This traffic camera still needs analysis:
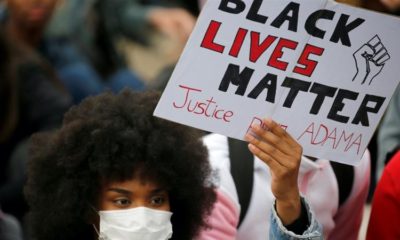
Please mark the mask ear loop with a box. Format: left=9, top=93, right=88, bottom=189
left=92, top=224, right=104, bottom=240
left=88, top=204, right=106, bottom=240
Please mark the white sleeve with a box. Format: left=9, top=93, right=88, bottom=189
left=203, top=133, right=240, bottom=209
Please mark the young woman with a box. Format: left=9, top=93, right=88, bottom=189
left=24, top=90, right=216, bottom=240
left=25, top=89, right=322, bottom=240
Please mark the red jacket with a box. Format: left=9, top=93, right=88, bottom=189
left=367, top=150, right=400, bottom=240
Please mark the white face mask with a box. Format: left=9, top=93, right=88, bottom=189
left=96, top=207, right=173, bottom=240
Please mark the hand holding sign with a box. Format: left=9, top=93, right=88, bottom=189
left=352, top=35, right=390, bottom=85
left=245, top=118, right=303, bottom=225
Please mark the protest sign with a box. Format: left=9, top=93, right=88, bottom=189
left=154, top=0, right=400, bottom=165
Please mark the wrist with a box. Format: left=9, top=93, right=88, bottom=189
left=275, top=194, right=302, bottom=225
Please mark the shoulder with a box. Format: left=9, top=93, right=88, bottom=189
left=202, top=134, right=241, bottom=206
left=203, top=133, right=230, bottom=167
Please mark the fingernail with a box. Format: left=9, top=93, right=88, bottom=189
left=251, top=124, right=260, bottom=130
left=248, top=144, right=256, bottom=152
left=263, top=118, right=272, bottom=124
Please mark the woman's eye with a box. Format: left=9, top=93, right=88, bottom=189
left=113, top=198, right=131, bottom=207
left=150, top=196, right=165, bottom=206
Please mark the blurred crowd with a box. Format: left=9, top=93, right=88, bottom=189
left=0, top=0, right=199, bottom=239
left=0, top=0, right=399, bottom=239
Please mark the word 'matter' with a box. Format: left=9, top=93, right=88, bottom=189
left=219, top=63, right=386, bottom=127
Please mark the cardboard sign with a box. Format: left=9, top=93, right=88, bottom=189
left=154, top=0, right=400, bottom=165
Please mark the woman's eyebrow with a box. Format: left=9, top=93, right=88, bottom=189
left=106, top=188, right=132, bottom=195
left=151, top=188, right=168, bottom=194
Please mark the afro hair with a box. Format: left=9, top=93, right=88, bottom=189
left=25, top=89, right=216, bottom=240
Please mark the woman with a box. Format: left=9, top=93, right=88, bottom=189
left=25, top=89, right=322, bottom=239
left=24, top=90, right=216, bottom=240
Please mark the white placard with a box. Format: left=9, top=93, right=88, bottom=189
left=154, top=0, right=400, bottom=165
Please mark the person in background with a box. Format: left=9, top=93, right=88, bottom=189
left=47, top=0, right=198, bottom=48
left=199, top=134, right=370, bottom=239
left=3, top=0, right=145, bottom=104
left=380, top=0, right=400, bottom=11
left=194, top=1, right=369, bottom=238
left=368, top=4, right=400, bottom=237
left=45, top=0, right=197, bottom=93
left=0, top=26, right=71, bottom=229
left=377, top=87, right=400, bottom=179
left=24, top=89, right=322, bottom=240
left=373, top=0, right=400, bottom=181
left=103, top=0, right=198, bottom=43
left=362, top=0, right=400, bottom=13
left=367, top=148, right=400, bottom=240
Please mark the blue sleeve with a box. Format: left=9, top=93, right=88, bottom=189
left=269, top=197, right=323, bottom=240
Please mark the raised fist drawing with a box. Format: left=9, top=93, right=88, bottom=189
left=352, top=35, right=390, bottom=85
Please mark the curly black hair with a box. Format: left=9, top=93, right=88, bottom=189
left=25, top=89, right=216, bottom=240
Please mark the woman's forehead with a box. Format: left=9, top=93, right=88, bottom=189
left=101, top=176, right=167, bottom=194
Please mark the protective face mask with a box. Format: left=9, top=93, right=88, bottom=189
left=95, top=207, right=173, bottom=240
